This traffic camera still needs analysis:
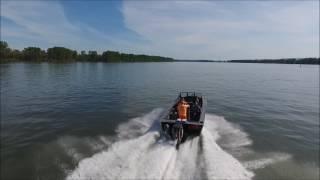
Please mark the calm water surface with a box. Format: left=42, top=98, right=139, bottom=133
left=1, top=62, right=319, bottom=179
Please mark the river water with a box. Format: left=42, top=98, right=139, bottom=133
left=1, top=62, right=319, bottom=179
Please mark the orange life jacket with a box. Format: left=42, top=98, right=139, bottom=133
left=177, top=102, right=189, bottom=120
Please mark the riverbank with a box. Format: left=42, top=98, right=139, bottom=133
left=1, top=41, right=319, bottom=64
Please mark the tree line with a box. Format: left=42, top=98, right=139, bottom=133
left=229, top=58, right=319, bottom=65
left=0, top=41, right=174, bottom=63
left=1, top=40, right=318, bottom=64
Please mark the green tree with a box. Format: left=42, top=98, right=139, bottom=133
left=22, top=47, right=45, bottom=61
left=10, top=49, right=22, bottom=59
left=1, top=41, right=175, bottom=63
left=80, top=50, right=86, bottom=56
left=101, top=51, right=108, bottom=62
left=77, top=50, right=87, bottom=61
left=88, top=51, right=99, bottom=61
left=0, top=41, right=11, bottom=59
left=47, top=47, right=75, bottom=61
left=102, top=51, right=121, bottom=62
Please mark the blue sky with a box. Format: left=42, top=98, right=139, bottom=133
left=1, top=0, right=319, bottom=60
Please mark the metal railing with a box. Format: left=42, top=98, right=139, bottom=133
left=179, top=92, right=202, bottom=97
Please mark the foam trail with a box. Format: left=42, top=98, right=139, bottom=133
left=204, top=114, right=252, bottom=148
left=57, top=135, right=113, bottom=163
left=202, top=128, right=253, bottom=179
left=244, top=153, right=292, bottom=170
left=161, top=137, right=200, bottom=179
left=67, top=132, right=158, bottom=179
left=66, top=110, right=255, bottom=180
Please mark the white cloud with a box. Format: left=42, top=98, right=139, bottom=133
left=122, top=1, right=319, bottom=59
left=2, top=1, right=79, bottom=46
left=0, top=0, right=129, bottom=52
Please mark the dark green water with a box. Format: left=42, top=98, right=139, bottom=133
left=1, top=62, right=319, bottom=179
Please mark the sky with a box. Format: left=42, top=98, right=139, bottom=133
left=1, top=0, right=319, bottom=60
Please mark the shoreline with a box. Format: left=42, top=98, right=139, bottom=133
left=1, top=59, right=319, bottom=65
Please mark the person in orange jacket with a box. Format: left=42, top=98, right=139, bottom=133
left=177, top=98, right=190, bottom=121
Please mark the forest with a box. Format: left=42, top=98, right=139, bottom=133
left=0, top=41, right=174, bottom=63
left=1, top=41, right=318, bottom=64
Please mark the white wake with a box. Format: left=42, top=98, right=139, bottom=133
left=65, top=109, right=288, bottom=180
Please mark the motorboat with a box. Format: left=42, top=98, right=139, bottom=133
left=160, top=92, right=206, bottom=148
